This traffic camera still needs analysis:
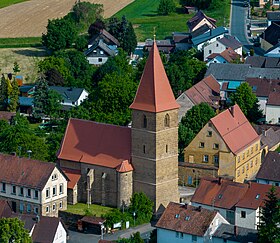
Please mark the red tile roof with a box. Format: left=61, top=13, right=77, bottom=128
left=116, top=160, right=133, bottom=173
left=210, top=104, right=260, bottom=155
left=219, top=48, right=240, bottom=63
left=184, top=74, right=220, bottom=107
left=191, top=177, right=249, bottom=210
left=62, top=168, right=81, bottom=189
left=156, top=202, right=218, bottom=236
left=130, top=41, right=179, bottom=113
left=58, top=118, right=131, bottom=169
left=236, top=182, right=280, bottom=209
left=267, top=91, right=280, bottom=106
left=246, top=77, right=280, bottom=97
left=0, top=154, right=55, bottom=190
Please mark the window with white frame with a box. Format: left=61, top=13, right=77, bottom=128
left=1, top=183, right=6, bottom=193
left=12, top=185, right=16, bottom=194
left=52, top=174, right=58, bottom=180
left=53, top=186, right=57, bottom=196
left=27, top=188, right=31, bottom=198
left=203, top=155, right=209, bottom=162
left=59, top=184, right=63, bottom=195
left=59, top=201, right=63, bottom=209
left=53, top=203, right=56, bottom=211
left=46, top=206, right=49, bottom=213
left=34, top=190, right=38, bottom=199
left=19, top=187, right=24, bottom=196
left=46, top=188, right=50, bottom=198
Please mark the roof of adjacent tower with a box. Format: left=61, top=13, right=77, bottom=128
left=130, top=42, right=179, bottom=113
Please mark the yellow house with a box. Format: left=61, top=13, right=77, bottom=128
left=183, top=104, right=261, bottom=183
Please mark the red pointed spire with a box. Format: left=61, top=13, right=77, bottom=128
left=130, top=42, right=179, bottom=113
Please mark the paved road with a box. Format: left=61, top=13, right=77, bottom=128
left=230, top=0, right=265, bottom=55
left=68, top=223, right=155, bottom=243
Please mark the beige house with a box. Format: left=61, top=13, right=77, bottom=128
left=0, top=154, right=68, bottom=217
left=187, top=10, right=216, bottom=32
left=183, top=104, right=261, bottom=183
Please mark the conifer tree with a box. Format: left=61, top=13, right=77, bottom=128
left=0, top=74, right=8, bottom=110
left=7, top=78, right=19, bottom=112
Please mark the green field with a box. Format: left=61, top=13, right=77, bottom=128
left=66, top=203, right=113, bottom=216
left=114, top=0, right=231, bottom=41
left=0, top=0, right=29, bottom=9
left=0, top=37, right=42, bottom=48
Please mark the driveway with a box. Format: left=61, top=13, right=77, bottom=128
left=68, top=223, right=155, bottom=243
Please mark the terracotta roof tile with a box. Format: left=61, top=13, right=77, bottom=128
left=246, top=77, right=280, bottom=97
left=116, top=160, right=134, bottom=173
left=236, top=182, right=280, bottom=209
left=62, top=168, right=81, bottom=189
left=210, top=104, right=260, bottom=154
left=0, top=154, right=55, bottom=190
left=219, top=48, right=240, bottom=63
left=256, top=151, right=280, bottom=182
left=130, top=42, right=179, bottom=113
left=191, top=178, right=249, bottom=210
left=58, top=119, right=131, bottom=169
left=156, top=202, right=218, bottom=236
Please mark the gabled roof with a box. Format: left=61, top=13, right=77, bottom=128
left=236, top=182, right=280, bottom=209
left=267, top=11, right=280, bottom=21
left=191, top=177, right=249, bottom=210
left=192, top=27, right=228, bottom=46
left=180, top=74, right=220, bottom=107
left=49, top=86, right=88, bottom=103
left=260, top=22, right=280, bottom=46
left=259, top=128, right=280, bottom=149
left=32, top=217, right=63, bottom=243
left=208, top=48, right=240, bottom=63
left=213, top=223, right=258, bottom=242
left=89, top=29, right=120, bottom=46
left=57, top=118, right=131, bottom=170
left=245, top=56, right=280, bottom=68
left=0, top=154, right=56, bottom=190
left=267, top=91, right=280, bottom=106
left=256, top=151, right=280, bottom=182
left=191, top=24, right=212, bottom=38
left=210, top=104, right=260, bottom=155
left=130, top=41, right=179, bottom=113
left=85, top=39, right=117, bottom=57
left=187, top=10, right=217, bottom=32
left=156, top=202, right=218, bottom=236
left=246, top=77, right=280, bottom=97
left=218, top=35, right=242, bottom=50
left=62, top=168, right=81, bottom=189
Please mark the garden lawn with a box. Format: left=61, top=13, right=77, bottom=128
left=114, top=0, right=194, bottom=41
left=114, top=0, right=231, bottom=41
left=66, top=203, right=113, bottom=217
left=0, top=0, right=29, bottom=9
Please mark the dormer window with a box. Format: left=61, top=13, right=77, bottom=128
left=256, top=194, right=260, bottom=199
left=164, top=114, right=170, bottom=127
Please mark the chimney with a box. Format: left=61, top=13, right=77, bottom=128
left=197, top=206, right=202, bottom=212
left=229, top=106, right=235, bottom=117
left=262, top=130, right=267, bottom=137
left=218, top=177, right=222, bottom=185
left=248, top=181, right=251, bottom=188
left=234, top=225, right=238, bottom=236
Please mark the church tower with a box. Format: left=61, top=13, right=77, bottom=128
left=130, top=42, right=179, bottom=214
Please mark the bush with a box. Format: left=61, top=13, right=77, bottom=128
left=158, top=0, right=176, bottom=15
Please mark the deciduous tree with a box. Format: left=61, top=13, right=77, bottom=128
left=0, top=74, right=9, bottom=110
left=158, top=0, right=176, bottom=15
left=7, top=77, right=19, bottom=112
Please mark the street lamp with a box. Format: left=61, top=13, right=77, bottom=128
left=26, top=150, right=32, bottom=159
left=133, top=212, right=136, bottom=226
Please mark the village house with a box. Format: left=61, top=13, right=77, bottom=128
left=245, top=56, right=280, bottom=68
left=0, top=200, right=67, bottom=243
left=260, top=22, right=280, bottom=52
left=267, top=11, right=280, bottom=27
left=203, top=35, right=242, bottom=61
left=172, top=32, right=192, bottom=51
left=183, top=104, right=261, bottom=183
left=155, top=202, right=229, bottom=243
left=176, top=75, right=220, bottom=121
left=266, top=91, right=280, bottom=124
left=187, top=10, right=217, bottom=33
left=257, top=127, right=280, bottom=156
left=0, top=154, right=68, bottom=217
left=256, top=151, right=280, bottom=186
left=57, top=42, right=180, bottom=214
left=145, top=39, right=175, bottom=53
left=206, top=47, right=241, bottom=66
left=191, top=177, right=280, bottom=229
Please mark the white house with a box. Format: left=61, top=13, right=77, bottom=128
left=50, top=86, right=89, bottom=110
left=206, top=48, right=241, bottom=66
left=204, top=35, right=242, bottom=61
left=0, top=154, right=68, bottom=217
left=155, top=202, right=229, bottom=243
left=266, top=92, right=280, bottom=124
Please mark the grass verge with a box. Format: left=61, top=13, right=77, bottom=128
left=0, top=37, right=42, bottom=48
left=114, top=0, right=231, bottom=41
left=66, top=203, right=114, bottom=217
left=0, top=0, right=29, bottom=9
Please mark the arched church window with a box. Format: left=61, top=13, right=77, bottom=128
left=164, top=114, right=170, bottom=127
left=143, top=115, right=147, bottom=128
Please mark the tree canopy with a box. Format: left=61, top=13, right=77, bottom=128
left=158, top=0, right=176, bottom=15
left=179, top=103, right=215, bottom=159
left=230, top=82, right=262, bottom=123
left=258, top=186, right=280, bottom=243
left=0, top=218, right=31, bottom=243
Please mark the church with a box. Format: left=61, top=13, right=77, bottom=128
left=57, top=42, right=180, bottom=213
